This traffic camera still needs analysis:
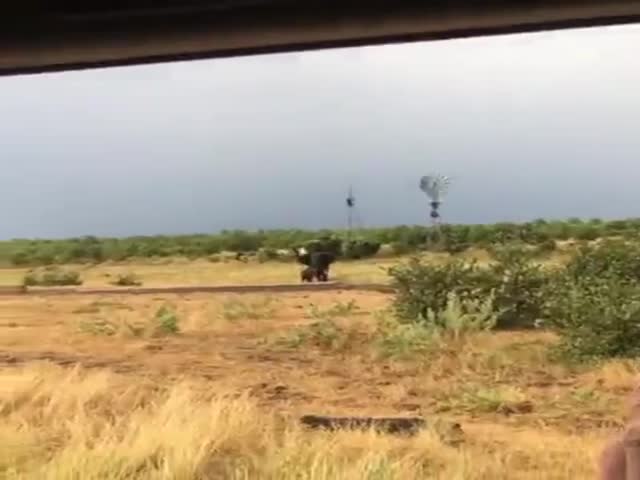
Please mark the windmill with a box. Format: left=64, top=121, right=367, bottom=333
left=346, top=185, right=356, bottom=242
left=419, top=174, right=452, bottom=245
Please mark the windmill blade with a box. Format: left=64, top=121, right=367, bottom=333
left=420, top=174, right=451, bottom=203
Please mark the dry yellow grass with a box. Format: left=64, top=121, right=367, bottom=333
left=0, top=363, right=609, bottom=480
left=0, top=257, right=400, bottom=287
left=0, top=289, right=634, bottom=478
left=0, top=246, right=573, bottom=289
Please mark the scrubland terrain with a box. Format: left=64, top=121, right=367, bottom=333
left=3, top=230, right=640, bottom=478
left=0, top=286, right=631, bottom=479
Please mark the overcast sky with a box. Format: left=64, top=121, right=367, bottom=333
left=1, top=24, right=639, bottom=239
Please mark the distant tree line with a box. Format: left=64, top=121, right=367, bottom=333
left=2, top=217, right=640, bottom=267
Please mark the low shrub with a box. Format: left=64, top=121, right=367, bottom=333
left=534, top=239, right=557, bottom=256
left=422, top=291, right=498, bottom=340
left=23, top=267, right=83, bottom=287
left=110, top=273, right=142, bottom=287
left=539, top=240, right=640, bottom=361
left=390, top=241, right=414, bottom=256
left=79, top=305, right=180, bottom=337
left=388, top=257, right=490, bottom=324
left=389, top=247, right=551, bottom=330
left=256, top=248, right=280, bottom=263
left=342, top=239, right=381, bottom=259
left=221, top=297, right=278, bottom=321
left=564, top=239, right=640, bottom=283
left=307, top=300, right=359, bottom=320
left=153, top=306, right=180, bottom=336
left=374, top=315, right=435, bottom=360
left=276, top=319, right=358, bottom=351
left=374, top=292, right=497, bottom=358
left=543, top=275, right=640, bottom=361
left=489, top=245, right=550, bottom=329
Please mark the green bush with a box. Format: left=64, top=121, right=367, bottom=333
left=276, top=319, right=358, bottom=351
left=256, top=247, right=280, bottom=263
left=374, top=315, right=436, bottom=359
left=23, top=267, right=83, bottom=287
left=535, top=239, right=557, bottom=256
left=488, top=245, right=550, bottom=329
left=342, top=239, right=381, bottom=259
left=543, top=275, right=640, bottom=360
left=374, top=293, right=497, bottom=359
left=10, top=250, right=32, bottom=266
left=389, top=241, right=414, bottom=256
left=421, top=291, right=498, bottom=339
left=564, top=239, right=640, bottom=283
left=221, top=297, right=278, bottom=321
left=153, top=306, right=180, bottom=336
left=389, top=257, right=490, bottom=323
left=439, top=225, right=472, bottom=254
left=220, top=230, right=265, bottom=253
left=536, top=240, right=640, bottom=361
left=389, top=249, right=549, bottom=330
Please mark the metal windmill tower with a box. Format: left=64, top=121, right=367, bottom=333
left=419, top=174, right=452, bottom=245
left=346, top=185, right=356, bottom=242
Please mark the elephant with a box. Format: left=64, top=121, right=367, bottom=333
left=294, top=247, right=335, bottom=282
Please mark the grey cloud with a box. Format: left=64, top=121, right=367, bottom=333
left=1, top=24, right=640, bottom=238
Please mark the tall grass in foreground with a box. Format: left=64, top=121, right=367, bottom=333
left=0, top=364, right=602, bottom=479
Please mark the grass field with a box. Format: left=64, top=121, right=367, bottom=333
left=0, top=257, right=400, bottom=287
left=0, top=278, right=632, bottom=479
left=0, top=246, right=572, bottom=289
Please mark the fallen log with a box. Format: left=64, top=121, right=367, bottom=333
left=300, top=414, right=429, bottom=435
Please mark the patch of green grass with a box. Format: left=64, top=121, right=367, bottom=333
left=221, top=297, right=278, bottom=321
left=78, top=305, right=180, bottom=338
left=438, top=385, right=529, bottom=414
left=307, top=300, right=360, bottom=320
left=23, top=267, right=82, bottom=287
left=373, top=313, right=435, bottom=360
left=78, top=317, right=122, bottom=336
left=275, top=319, right=359, bottom=351
left=153, top=306, right=180, bottom=335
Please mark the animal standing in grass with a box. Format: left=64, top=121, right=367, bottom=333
left=294, top=247, right=335, bottom=282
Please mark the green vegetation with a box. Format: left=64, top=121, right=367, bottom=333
left=221, top=297, right=279, bottom=321
left=389, top=245, right=546, bottom=330
left=3, top=217, right=640, bottom=267
left=22, top=267, right=83, bottom=287
left=543, top=240, right=640, bottom=361
left=389, top=238, right=640, bottom=362
left=78, top=305, right=180, bottom=337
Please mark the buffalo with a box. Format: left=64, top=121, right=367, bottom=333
left=300, top=266, right=316, bottom=282
left=294, top=247, right=336, bottom=282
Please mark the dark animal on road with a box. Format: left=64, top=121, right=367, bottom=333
left=294, top=247, right=335, bottom=282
